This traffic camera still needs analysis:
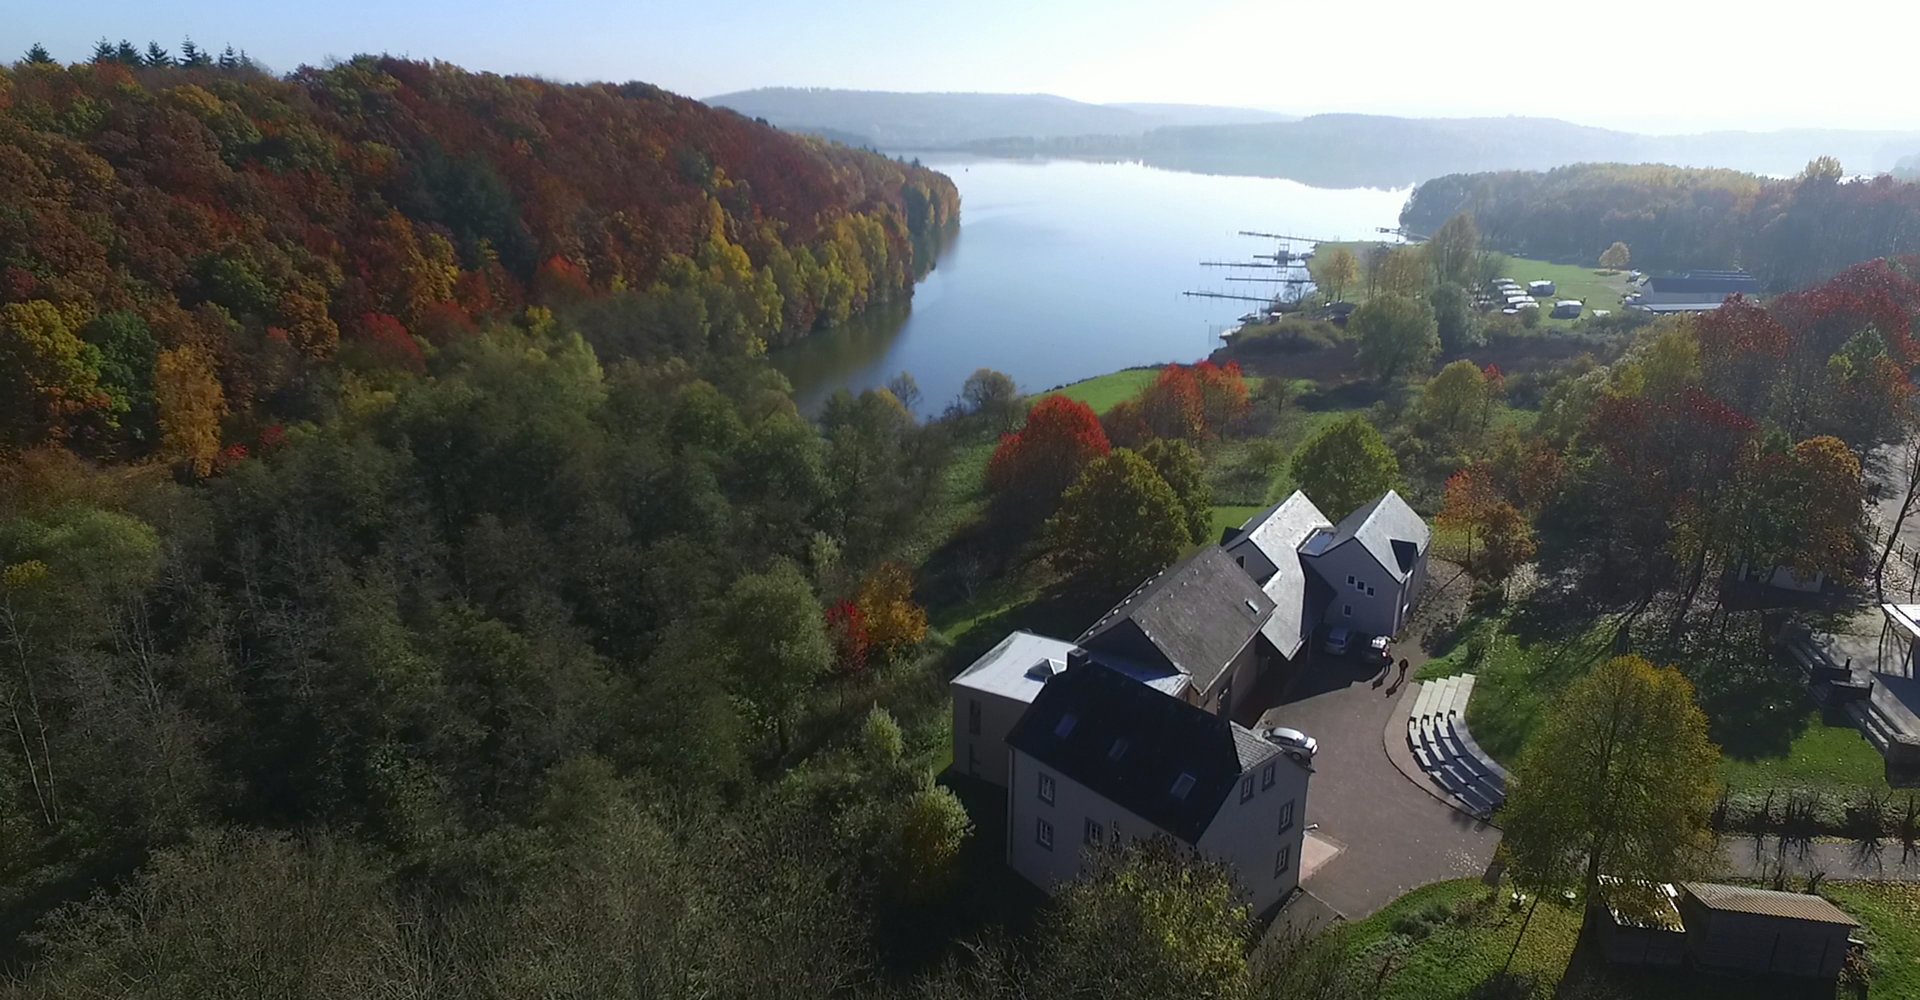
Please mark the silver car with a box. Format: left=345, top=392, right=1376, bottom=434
left=1261, top=725, right=1318, bottom=761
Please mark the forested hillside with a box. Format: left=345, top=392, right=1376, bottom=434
left=1401, top=161, right=1920, bottom=290
left=0, top=54, right=958, bottom=468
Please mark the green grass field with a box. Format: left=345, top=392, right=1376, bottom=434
left=1040, top=368, right=1158, bottom=414
left=1335, top=879, right=1911, bottom=998
left=1418, top=606, right=1890, bottom=799
left=1309, top=243, right=1632, bottom=328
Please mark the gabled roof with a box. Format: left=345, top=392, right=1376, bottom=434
left=1225, top=492, right=1333, bottom=660
left=1079, top=547, right=1273, bottom=693
left=1679, top=882, right=1859, bottom=926
left=1006, top=660, right=1282, bottom=843
left=1305, top=490, right=1431, bottom=584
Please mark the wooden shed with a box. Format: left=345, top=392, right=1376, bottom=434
left=1593, top=879, right=1685, bottom=967
left=1675, top=882, right=1858, bottom=980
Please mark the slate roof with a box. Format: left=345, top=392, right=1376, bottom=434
left=1006, top=660, right=1282, bottom=843
left=1679, top=882, right=1860, bottom=926
left=1225, top=492, right=1333, bottom=660
left=1310, top=490, right=1431, bottom=583
left=1078, top=546, right=1273, bottom=693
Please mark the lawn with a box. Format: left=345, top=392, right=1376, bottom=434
left=1039, top=368, right=1158, bottom=414
left=1309, top=243, right=1632, bottom=328
left=1415, top=602, right=1892, bottom=802
left=1334, top=879, right=1912, bottom=998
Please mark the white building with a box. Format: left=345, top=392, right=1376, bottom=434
left=1233, top=489, right=1431, bottom=640
left=1003, top=660, right=1312, bottom=915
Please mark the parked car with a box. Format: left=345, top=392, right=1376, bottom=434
left=1322, top=626, right=1352, bottom=656
left=1261, top=725, right=1319, bottom=761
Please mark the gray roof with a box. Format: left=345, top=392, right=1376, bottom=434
left=1309, top=490, right=1430, bottom=583
left=1679, top=882, right=1859, bottom=926
left=1006, top=660, right=1283, bottom=843
left=1079, top=546, right=1273, bottom=693
left=1226, top=492, right=1332, bottom=660
left=950, top=631, right=1082, bottom=703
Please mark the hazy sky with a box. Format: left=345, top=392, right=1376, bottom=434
left=14, top=0, right=1919, bottom=133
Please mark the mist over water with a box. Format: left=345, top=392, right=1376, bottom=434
left=772, top=155, right=1406, bottom=415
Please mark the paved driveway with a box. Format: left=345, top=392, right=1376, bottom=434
left=1259, top=649, right=1501, bottom=919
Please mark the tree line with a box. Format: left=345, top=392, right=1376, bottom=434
left=0, top=52, right=959, bottom=469
left=1401, top=159, right=1920, bottom=291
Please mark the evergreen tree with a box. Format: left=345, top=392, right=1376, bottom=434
left=90, top=38, right=114, bottom=63
left=218, top=45, right=238, bottom=71
left=115, top=40, right=142, bottom=65
left=180, top=38, right=211, bottom=67
left=24, top=43, right=55, bottom=65
left=145, top=41, right=173, bottom=67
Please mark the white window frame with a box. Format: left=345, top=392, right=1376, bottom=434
left=1343, top=604, right=1353, bottom=618
left=1275, top=844, right=1291, bottom=877
left=1037, top=817, right=1054, bottom=850
left=1262, top=762, right=1276, bottom=790
left=1278, top=799, right=1296, bottom=833
left=1038, top=772, right=1055, bottom=805
left=1084, top=818, right=1104, bottom=846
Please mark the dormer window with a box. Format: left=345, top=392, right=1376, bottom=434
left=1053, top=713, right=1078, bottom=739
left=1170, top=772, right=1196, bottom=800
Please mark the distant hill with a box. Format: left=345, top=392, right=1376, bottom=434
left=703, top=88, right=1291, bottom=148
left=957, top=114, right=1920, bottom=189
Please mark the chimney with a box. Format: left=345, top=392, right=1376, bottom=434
left=1066, top=648, right=1091, bottom=672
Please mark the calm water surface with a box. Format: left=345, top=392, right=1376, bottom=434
left=773, top=156, right=1407, bottom=414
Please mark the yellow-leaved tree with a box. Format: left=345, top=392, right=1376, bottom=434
left=153, top=345, right=226, bottom=476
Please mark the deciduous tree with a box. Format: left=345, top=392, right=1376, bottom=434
left=1502, top=656, right=1720, bottom=913
left=1318, top=247, right=1358, bottom=303
left=1426, top=213, right=1481, bottom=287
left=855, top=561, right=927, bottom=663
left=1437, top=463, right=1497, bottom=564
left=1141, top=438, right=1212, bottom=544
left=961, top=368, right=1023, bottom=431
left=986, top=395, right=1110, bottom=523
left=1350, top=292, right=1438, bottom=382
left=1290, top=415, right=1402, bottom=518
left=1048, top=449, right=1188, bottom=583
left=1599, top=241, right=1631, bottom=271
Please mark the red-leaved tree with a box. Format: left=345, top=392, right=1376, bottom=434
left=986, top=395, right=1111, bottom=523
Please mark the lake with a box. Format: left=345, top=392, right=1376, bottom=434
left=772, top=155, right=1408, bottom=415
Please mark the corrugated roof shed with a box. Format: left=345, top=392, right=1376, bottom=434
left=1679, top=883, right=1859, bottom=926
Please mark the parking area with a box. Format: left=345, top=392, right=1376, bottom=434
left=1252, top=563, right=1501, bottom=919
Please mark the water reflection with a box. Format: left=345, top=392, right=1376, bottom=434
left=773, top=156, right=1406, bottom=415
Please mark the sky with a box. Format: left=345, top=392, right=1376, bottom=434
left=13, top=0, right=1920, bottom=133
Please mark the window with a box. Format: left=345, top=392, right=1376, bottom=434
left=967, top=699, right=981, bottom=736
left=1036, top=818, right=1054, bottom=850
left=1053, top=713, right=1078, bottom=738
left=1262, top=762, right=1276, bottom=790
left=1278, top=799, right=1296, bottom=833
left=1084, top=818, right=1104, bottom=846
left=1343, top=604, right=1353, bottom=618
left=1107, top=738, right=1130, bottom=762
left=1274, top=844, right=1292, bottom=877
left=1347, top=574, right=1355, bottom=586
left=1240, top=776, right=1255, bottom=803
left=1170, top=772, right=1197, bottom=800
left=1038, top=773, right=1056, bottom=805
left=1366, top=585, right=1375, bottom=597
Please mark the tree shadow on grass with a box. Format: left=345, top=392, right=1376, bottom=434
left=1673, top=615, right=1815, bottom=760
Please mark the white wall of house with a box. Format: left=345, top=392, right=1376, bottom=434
left=1195, top=755, right=1311, bottom=915
left=950, top=686, right=1033, bottom=786
left=1006, top=747, right=1160, bottom=892
left=1305, top=542, right=1408, bottom=637
left=1006, top=747, right=1311, bottom=916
